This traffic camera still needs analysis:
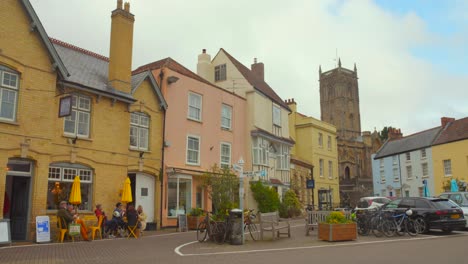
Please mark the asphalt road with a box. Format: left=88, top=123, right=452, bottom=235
left=1, top=221, right=466, bottom=264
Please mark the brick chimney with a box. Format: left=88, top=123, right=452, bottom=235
left=441, top=117, right=455, bottom=127
left=388, top=128, right=403, bottom=141
left=251, top=58, right=264, bottom=81
left=285, top=98, right=297, bottom=112
left=197, top=49, right=214, bottom=83
left=108, top=0, right=134, bottom=94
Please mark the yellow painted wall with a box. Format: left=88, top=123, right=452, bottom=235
left=432, top=139, right=468, bottom=195
left=0, top=0, right=164, bottom=240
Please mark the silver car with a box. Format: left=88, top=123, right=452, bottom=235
left=439, top=192, right=468, bottom=228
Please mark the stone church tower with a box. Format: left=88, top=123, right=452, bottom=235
left=319, top=59, right=381, bottom=207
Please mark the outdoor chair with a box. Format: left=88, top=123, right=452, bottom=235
left=127, top=221, right=140, bottom=239
left=90, top=215, right=104, bottom=240
left=57, top=217, right=74, bottom=243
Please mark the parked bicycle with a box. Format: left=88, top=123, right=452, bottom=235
left=196, top=211, right=226, bottom=244
left=244, top=209, right=259, bottom=241
left=381, top=209, right=421, bottom=237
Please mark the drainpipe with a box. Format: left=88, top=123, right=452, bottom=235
left=159, top=69, right=166, bottom=229
left=398, top=154, right=403, bottom=197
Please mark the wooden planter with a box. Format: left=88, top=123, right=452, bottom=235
left=187, top=215, right=205, bottom=230
left=318, top=223, right=357, bottom=242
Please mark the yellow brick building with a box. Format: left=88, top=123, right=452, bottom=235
left=431, top=117, right=468, bottom=194
left=0, top=0, right=166, bottom=241
left=287, top=99, right=340, bottom=210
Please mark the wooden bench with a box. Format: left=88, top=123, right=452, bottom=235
left=258, top=211, right=291, bottom=240
left=305, top=211, right=352, bottom=236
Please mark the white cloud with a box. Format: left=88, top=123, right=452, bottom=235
left=30, top=0, right=467, bottom=135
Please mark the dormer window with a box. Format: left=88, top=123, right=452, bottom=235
left=215, top=64, right=226, bottom=81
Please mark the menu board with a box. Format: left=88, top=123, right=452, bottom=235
left=0, top=219, right=11, bottom=245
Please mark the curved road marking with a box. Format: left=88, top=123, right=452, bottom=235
left=175, top=233, right=468, bottom=257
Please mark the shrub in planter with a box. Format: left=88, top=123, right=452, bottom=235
left=187, top=208, right=205, bottom=230
left=250, top=181, right=280, bottom=213
left=318, top=211, right=357, bottom=242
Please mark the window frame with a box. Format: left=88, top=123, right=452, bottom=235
left=252, top=137, right=268, bottom=166
left=328, top=160, right=333, bottom=179
left=220, top=142, right=231, bottom=169
left=327, top=135, right=331, bottom=150
left=167, top=175, right=193, bottom=217
left=421, top=149, right=427, bottom=159
left=405, top=152, right=411, bottom=161
left=129, top=112, right=150, bottom=151
left=393, top=168, right=399, bottom=182
left=214, top=64, right=227, bottom=82
left=406, top=165, right=413, bottom=179
left=443, top=159, right=452, bottom=176
left=186, top=135, right=201, bottom=166
left=221, top=104, right=232, bottom=130
left=319, top=159, right=324, bottom=177
left=318, top=133, right=323, bottom=148
left=63, top=94, right=91, bottom=138
left=276, top=144, right=290, bottom=171
left=0, top=69, right=19, bottom=122
left=187, top=92, right=202, bottom=122
left=380, top=169, right=386, bottom=183
left=272, top=105, right=281, bottom=127
left=421, top=163, right=429, bottom=178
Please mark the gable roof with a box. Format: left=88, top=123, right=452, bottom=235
left=20, top=0, right=69, bottom=78
left=131, top=71, right=167, bottom=110
left=432, top=117, right=468, bottom=146
left=374, top=126, right=442, bottom=159
left=133, top=58, right=245, bottom=100
left=218, top=49, right=290, bottom=111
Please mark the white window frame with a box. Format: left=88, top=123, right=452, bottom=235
left=252, top=137, right=268, bottom=166
left=167, top=174, right=193, bottom=218
left=379, top=159, right=384, bottom=168
left=421, top=163, right=429, bottom=178
left=393, top=168, right=399, bottom=181
left=380, top=169, right=385, bottom=183
left=406, top=165, right=413, bottom=179
left=188, top=92, right=202, bottom=122
left=272, top=105, right=281, bottom=127
left=64, top=94, right=91, bottom=138
left=214, top=64, right=226, bottom=82
left=406, top=152, right=411, bottom=161
left=421, top=149, right=427, bottom=159
left=0, top=69, right=19, bottom=122
left=319, top=159, right=324, bottom=177
left=318, top=133, right=323, bottom=148
left=276, top=145, right=290, bottom=171
left=328, top=161, right=333, bottom=179
left=221, top=104, right=232, bottom=130
left=129, top=112, right=150, bottom=151
left=443, top=159, right=452, bottom=176
left=220, top=142, right=231, bottom=169
left=186, top=135, right=200, bottom=165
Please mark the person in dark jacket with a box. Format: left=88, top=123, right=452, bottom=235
left=126, top=204, right=140, bottom=237
left=56, top=201, right=90, bottom=241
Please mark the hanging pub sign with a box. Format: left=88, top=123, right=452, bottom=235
left=306, top=179, right=315, bottom=189
left=58, top=95, right=72, bottom=118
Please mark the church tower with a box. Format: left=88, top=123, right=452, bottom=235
left=319, top=59, right=361, bottom=140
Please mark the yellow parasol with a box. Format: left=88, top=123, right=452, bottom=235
left=121, top=177, right=133, bottom=203
left=69, top=175, right=82, bottom=205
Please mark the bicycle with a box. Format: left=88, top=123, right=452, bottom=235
left=244, top=209, right=259, bottom=241
left=382, top=209, right=421, bottom=237
left=196, top=211, right=226, bottom=244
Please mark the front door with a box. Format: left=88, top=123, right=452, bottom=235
left=135, top=173, right=155, bottom=222
left=10, top=176, right=30, bottom=241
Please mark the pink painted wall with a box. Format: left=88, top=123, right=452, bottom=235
left=152, top=68, right=246, bottom=227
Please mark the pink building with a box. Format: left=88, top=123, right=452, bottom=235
left=133, top=58, right=246, bottom=227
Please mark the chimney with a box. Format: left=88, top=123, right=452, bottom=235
left=285, top=98, right=297, bottom=112
left=388, top=128, right=403, bottom=141
left=197, top=49, right=214, bottom=83
left=251, top=58, right=264, bottom=81
left=441, top=117, right=455, bottom=127
left=108, top=0, right=135, bottom=94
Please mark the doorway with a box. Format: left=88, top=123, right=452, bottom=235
left=128, top=173, right=155, bottom=222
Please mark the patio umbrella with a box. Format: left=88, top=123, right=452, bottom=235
left=423, top=180, right=430, bottom=197
left=69, top=176, right=81, bottom=209
left=121, top=177, right=133, bottom=203
left=450, top=179, right=459, bottom=192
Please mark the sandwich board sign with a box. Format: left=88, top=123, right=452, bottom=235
left=36, top=216, right=51, bottom=243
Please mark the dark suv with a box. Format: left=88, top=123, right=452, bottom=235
left=382, top=197, right=466, bottom=233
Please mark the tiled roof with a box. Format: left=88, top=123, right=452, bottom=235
left=133, top=58, right=245, bottom=100
left=219, top=49, right=290, bottom=111
left=270, top=179, right=284, bottom=185
left=251, top=126, right=295, bottom=145
left=433, top=117, right=468, bottom=145
left=50, top=38, right=155, bottom=102
left=374, top=126, right=442, bottom=159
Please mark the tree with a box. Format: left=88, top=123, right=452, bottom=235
left=250, top=181, right=280, bottom=213
left=202, top=165, right=239, bottom=220
left=378, top=126, right=393, bottom=141
left=279, top=189, right=302, bottom=218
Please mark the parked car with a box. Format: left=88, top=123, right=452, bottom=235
left=439, top=192, right=468, bottom=228
left=382, top=197, right=466, bottom=233
left=355, top=197, right=392, bottom=210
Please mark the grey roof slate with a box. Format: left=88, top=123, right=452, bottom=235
left=374, top=126, right=442, bottom=159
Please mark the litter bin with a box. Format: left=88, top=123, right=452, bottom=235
left=229, top=209, right=243, bottom=245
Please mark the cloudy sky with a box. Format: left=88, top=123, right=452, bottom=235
left=30, top=0, right=467, bottom=135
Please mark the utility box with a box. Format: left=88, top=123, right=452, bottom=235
left=229, top=209, right=243, bottom=245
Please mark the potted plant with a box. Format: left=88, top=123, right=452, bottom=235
left=318, top=211, right=357, bottom=242
left=187, top=208, right=205, bottom=230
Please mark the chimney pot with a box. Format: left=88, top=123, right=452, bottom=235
left=202, top=49, right=206, bottom=54
left=117, top=0, right=123, bottom=9
left=124, top=2, right=130, bottom=12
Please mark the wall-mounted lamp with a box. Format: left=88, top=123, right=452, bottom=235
left=167, top=76, right=179, bottom=84
left=139, top=152, right=145, bottom=159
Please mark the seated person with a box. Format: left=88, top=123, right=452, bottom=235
left=94, top=204, right=107, bottom=235
left=126, top=204, right=140, bottom=237
left=107, top=202, right=126, bottom=236
left=137, top=205, right=147, bottom=232
left=56, top=201, right=90, bottom=241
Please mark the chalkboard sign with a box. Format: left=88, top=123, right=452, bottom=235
left=0, top=219, right=11, bottom=245
left=177, top=214, right=188, bottom=232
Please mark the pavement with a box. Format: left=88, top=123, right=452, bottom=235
left=0, top=219, right=466, bottom=264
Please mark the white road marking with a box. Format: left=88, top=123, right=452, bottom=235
left=174, top=233, right=468, bottom=257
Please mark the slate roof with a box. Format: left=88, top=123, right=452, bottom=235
left=374, top=126, right=442, bottom=159
left=251, top=126, right=295, bottom=146
left=219, top=49, right=291, bottom=111
left=433, top=117, right=468, bottom=145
